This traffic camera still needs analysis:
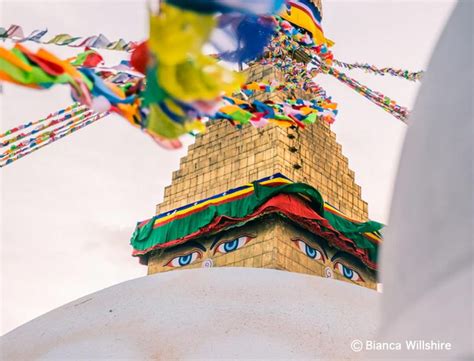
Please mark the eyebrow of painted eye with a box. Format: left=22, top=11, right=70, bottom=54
left=211, top=234, right=257, bottom=249
left=165, top=241, right=207, bottom=253
left=189, top=241, right=207, bottom=252
left=331, top=251, right=351, bottom=263
left=210, top=235, right=222, bottom=250
left=330, top=252, right=364, bottom=271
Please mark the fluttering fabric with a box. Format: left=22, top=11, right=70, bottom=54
left=133, top=3, right=244, bottom=145
left=322, top=65, right=409, bottom=121
left=0, top=42, right=337, bottom=164
left=130, top=173, right=383, bottom=269
left=281, top=0, right=331, bottom=46
left=1, top=103, right=87, bottom=148
left=70, top=49, right=104, bottom=67
left=1, top=0, right=424, bottom=165
left=0, top=25, right=137, bottom=52
left=0, top=50, right=141, bottom=167
left=0, top=106, right=107, bottom=167
left=213, top=14, right=277, bottom=63
left=332, top=59, right=424, bottom=81
left=216, top=95, right=337, bottom=127
left=0, top=43, right=187, bottom=150
left=166, top=0, right=284, bottom=14
left=260, top=16, right=414, bottom=122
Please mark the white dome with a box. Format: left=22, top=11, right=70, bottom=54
left=1, top=268, right=379, bottom=360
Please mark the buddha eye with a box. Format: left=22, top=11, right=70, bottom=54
left=164, top=251, right=202, bottom=268
left=214, top=236, right=253, bottom=255
left=334, top=262, right=363, bottom=282
left=292, top=239, right=324, bottom=261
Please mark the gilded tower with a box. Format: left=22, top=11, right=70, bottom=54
left=156, top=64, right=368, bottom=221
left=138, top=63, right=380, bottom=290
left=129, top=0, right=382, bottom=290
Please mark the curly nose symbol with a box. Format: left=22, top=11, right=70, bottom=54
left=202, top=258, right=214, bottom=268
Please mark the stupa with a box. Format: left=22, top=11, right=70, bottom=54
left=4, top=2, right=470, bottom=360
left=131, top=53, right=383, bottom=290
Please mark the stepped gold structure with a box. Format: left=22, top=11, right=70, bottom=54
left=157, top=65, right=368, bottom=220
left=146, top=63, right=377, bottom=289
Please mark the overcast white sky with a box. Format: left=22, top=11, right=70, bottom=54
left=0, top=0, right=456, bottom=334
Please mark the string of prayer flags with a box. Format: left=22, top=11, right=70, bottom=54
left=322, top=65, right=409, bottom=122
left=0, top=103, right=84, bottom=138
left=0, top=108, right=108, bottom=168
left=0, top=25, right=137, bottom=52
left=332, top=59, right=424, bottom=81
left=1, top=104, right=89, bottom=147
left=215, top=95, right=337, bottom=127
left=0, top=0, right=427, bottom=167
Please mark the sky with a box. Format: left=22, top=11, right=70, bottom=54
left=0, top=0, right=456, bottom=334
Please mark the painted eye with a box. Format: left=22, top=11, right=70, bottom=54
left=292, top=240, right=323, bottom=261
left=165, top=251, right=202, bottom=268
left=334, top=262, right=363, bottom=282
left=214, top=236, right=252, bottom=255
